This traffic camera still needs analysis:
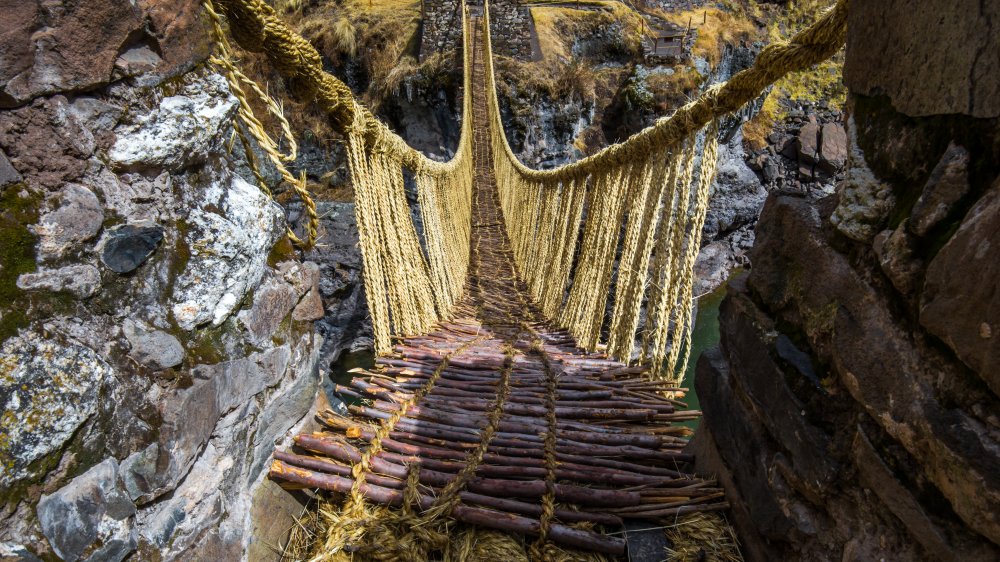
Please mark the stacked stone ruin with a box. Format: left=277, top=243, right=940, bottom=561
left=421, top=0, right=533, bottom=60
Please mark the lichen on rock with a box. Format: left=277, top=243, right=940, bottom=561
left=107, top=73, right=239, bottom=172
left=0, top=335, right=112, bottom=489
left=829, top=120, right=896, bottom=242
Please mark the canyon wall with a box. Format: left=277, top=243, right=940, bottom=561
left=0, top=2, right=336, bottom=560
left=689, top=0, right=1000, bottom=560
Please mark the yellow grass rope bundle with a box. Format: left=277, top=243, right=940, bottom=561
left=210, top=0, right=474, bottom=354
left=483, top=0, right=847, bottom=381
left=205, top=0, right=319, bottom=248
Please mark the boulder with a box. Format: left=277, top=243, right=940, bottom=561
left=0, top=0, right=210, bottom=108
left=31, top=184, right=104, bottom=260
left=818, top=122, right=847, bottom=174
left=170, top=174, right=284, bottom=331
left=237, top=277, right=298, bottom=348
left=0, top=96, right=95, bottom=189
left=909, top=142, right=971, bottom=237
left=762, top=156, right=781, bottom=183
left=845, top=0, right=999, bottom=118
left=852, top=427, right=998, bottom=561
left=108, top=73, right=238, bottom=172
left=920, top=177, right=1000, bottom=395
left=0, top=335, right=112, bottom=489
left=100, top=223, right=165, bottom=274
left=872, top=221, right=923, bottom=297
left=124, top=346, right=291, bottom=502
left=123, top=320, right=185, bottom=370
left=829, top=165, right=895, bottom=242
left=796, top=116, right=820, bottom=164
left=16, top=264, right=102, bottom=298
left=751, top=194, right=1000, bottom=545
left=37, top=459, right=136, bottom=562
left=0, top=0, right=143, bottom=107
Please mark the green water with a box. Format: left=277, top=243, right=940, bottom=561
left=677, top=281, right=729, bottom=429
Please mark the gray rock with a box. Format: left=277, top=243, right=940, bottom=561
left=290, top=262, right=325, bottom=322
left=123, top=320, right=184, bottom=369
left=16, top=264, right=102, bottom=298
left=31, top=184, right=104, bottom=260
left=818, top=122, right=847, bottom=174
left=873, top=222, right=923, bottom=297
left=171, top=174, right=283, bottom=331
left=237, top=278, right=298, bottom=348
left=293, top=286, right=325, bottom=322
left=129, top=346, right=291, bottom=502
left=830, top=167, right=895, bottom=243
left=0, top=148, right=22, bottom=189
left=797, top=116, right=820, bottom=164
left=910, top=142, right=971, bottom=237
left=114, top=44, right=163, bottom=77
left=68, top=97, right=124, bottom=134
left=0, top=543, right=42, bottom=561
left=119, top=443, right=158, bottom=502
left=37, top=459, right=136, bottom=562
left=762, top=156, right=781, bottom=183
left=0, top=335, right=112, bottom=488
left=108, top=73, right=238, bottom=172
left=921, top=177, right=1000, bottom=395
left=100, top=223, right=164, bottom=273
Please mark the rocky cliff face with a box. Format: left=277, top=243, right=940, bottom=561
left=0, top=2, right=333, bottom=560
left=689, top=1, right=1000, bottom=560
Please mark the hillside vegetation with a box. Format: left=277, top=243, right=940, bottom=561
left=743, top=0, right=846, bottom=148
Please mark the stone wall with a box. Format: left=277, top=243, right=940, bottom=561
left=689, top=1, right=1000, bottom=560
left=420, top=0, right=464, bottom=60
left=0, top=1, right=330, bottom=560
left=488, top=0, right=534, bottom=60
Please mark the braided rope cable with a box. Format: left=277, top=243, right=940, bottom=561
left=529, top=337, right=561, bottom=561
left=483, top=0, right=848, bottom=182
left=205, top=0, right=319, bottom=248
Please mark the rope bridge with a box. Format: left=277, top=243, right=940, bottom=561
left=205, top=0, right=848, bottom=557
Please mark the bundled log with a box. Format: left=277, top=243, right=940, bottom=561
left=270, top=460, right=626, bottom=555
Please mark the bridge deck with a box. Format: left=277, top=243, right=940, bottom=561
left=268, top=20, right=727, bottom=558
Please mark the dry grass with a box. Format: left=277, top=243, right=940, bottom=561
left=658, top=6, right=758, bottom=66
left=530, top=4, right=646, bottom=63
left=646, top=67, right=703, bottom=111
left=231, top=0, right=453, bottom=160
left=282, top=0, right=431, bottom=109
left=765, top=0, right=845, bottom=109
left=740, top=0, right=846, bottom=149
left=665, top=512, right=743, bottom=562
left=741, top=89, right=780, bottom=150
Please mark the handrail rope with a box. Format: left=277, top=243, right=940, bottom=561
left=213, top=0, right=470, bottom=177
left=212, top=0, right=846, bottom=184
left=482, top=0, right=847, bottom=182
left=206, top=0, right=319, bottom=248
